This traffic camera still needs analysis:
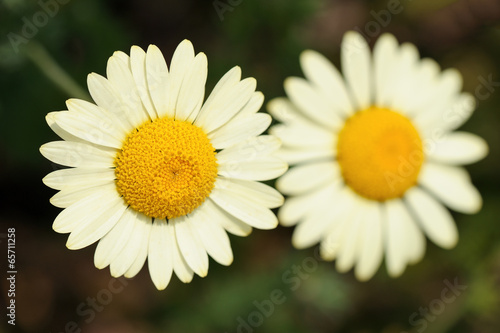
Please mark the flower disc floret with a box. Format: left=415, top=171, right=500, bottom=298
left=337, top=107, right=424, bottom=201
left=115, top=118, right=218, bottom=219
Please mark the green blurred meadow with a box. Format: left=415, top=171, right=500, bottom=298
left=1, top=0, right=500, bottom=332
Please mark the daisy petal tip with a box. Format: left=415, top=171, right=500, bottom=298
left=441, top=237, right=458, bottom=250
left=379, top=32, right=397, bottom=42
left=51, top=225, right=66, bottom=234
left=198, top=269, right=208, bottom=278
left=291, top=238, right=310, bottom=250
left=45, top=112, right=57, bottom=124
left=152, top=279, right=170, bottom=291
left=178, top=276, right=193, bottom=284
left=93, top=259, right=108, bottom=270
left=344, top=30, right=367, bottom=44
left=354, top=270, right=374, bottom=282
left=466, top=191, right=483, bottom=214
left=283, top=77, right=298, bottom=90
left=387, top=266, right=405, bottom=279
left=219, top=254, right=234, bottom=267
left=180, top=39, right=194, bottom=47
left=299, top=49, right=316, bottom=64
left=146, top=44, right=162, bottom=55
left=65, top=240, right=80, bottom=251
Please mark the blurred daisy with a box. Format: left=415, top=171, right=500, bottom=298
left=269, top=31, right=488, bottom=281
left=41, top=40, right=287, bottom=290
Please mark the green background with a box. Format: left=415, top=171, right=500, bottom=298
left=1, top=0, right=499, bottom=332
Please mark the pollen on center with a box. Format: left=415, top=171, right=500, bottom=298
left=336, top=107, right=424, bottom=201
left=114, top=118, right=218, bottom=220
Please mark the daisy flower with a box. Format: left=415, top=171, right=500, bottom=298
left=268, top=31, right=488, bottom=281
left=40, top=40, right=287, bottom=290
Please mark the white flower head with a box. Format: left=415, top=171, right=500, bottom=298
left=41, top=40, right=287, bottom=290
left=269, top=31, right=488, bottom=281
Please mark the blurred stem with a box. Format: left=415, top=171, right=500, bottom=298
left=23, top=41, right=91, bottom=101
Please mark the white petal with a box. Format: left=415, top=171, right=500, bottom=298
left=216, top=136, right=287, bottom=181
left=278, top=184, right=333, bottom=227
left=148, top=219, right=174, bottom=290
left=284, top=77, right=343, bottom=129
left=269, top=122, right=335, bottom=149
left=236, top=91, right=264, bottom=117
left=166, top=40, right=196, bottom=119
left=65, top=98, right=102, bottom=117
left=336, top=197, right=370, bottom=273
left=406, top=187, right=458, bottom=249
left=426, top=132, right=488, bottom=165
left=291, top=183, right=343, bottom=249
left=52, top=111, right=125, bottom=149
left=300, top=50, right=354, bottom=117
left=214, top=131, right=282, bottom=162
left=205, top=199, right=252, bottom=237
left=130, top=45, right=158, bottom=119
left=209, top=113, right=271, bottom=150
left=170, top=225, right=195, bottom=283
left=275, top=146, right=333, bottom=166
left=191, top=204, right=233, bottom=266
left=87, top=73, right=134, bottom=131
left=355, top=202, right=383, bottom=281
left=267, top=97, right=313, bottom=125
left=396, top=57, right=440, bottom=116
left=66, top=189, right=127, bottom=250
left=210, top=188, right=278, bottom=230
left=197, top=78, right=257, bottom=133
left=319, top=187, right=359, bottom=261
left=111, top=50, right=129, bottom=64
left=373, top=33, right=399, bottom=108
left=418, top=162, right=482, bottom=214
left=176, top=52, right=207, bottom=121
left=46, top=112, right=86, bottom=143
left=124, top=216, right=151, bottom=278
left=341, top=31, right=372, bottom=110
left=173, top=215, right=209, bottom=277
left=440, top=93, right=476, bottom=132
left=40, top=141, right=115, bottom=168
left=215, top=177, right=284, bottom=209
left=52, top=183, right=117, bottom=233
left=218, top=156, right=287, bottom=181
left=43, top=168, right=115, bottom=191
left=384, top=199, right=412, bottom=277
left=94, top=208, right=137, bottom=269
left=277, top=161, right=340, bottom=196
left=106, top=54, right=150, bottom=125
left=146, top=45, right=171, bottom=118
left=109, top=213, right=151, bottom=277
left=194, top=66, right=241, bottom=126
left=413, top=70, right=465, bottom=131
left=388, top=42, right=420, bottom=114
left=399, top=205, right=426, bottom=265
left=50, top=182, right=113, bottom=208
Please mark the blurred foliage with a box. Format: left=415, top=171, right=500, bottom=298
left=1, top=0, right=500, bottom=333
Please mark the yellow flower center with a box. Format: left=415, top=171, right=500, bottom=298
left=336, top=107, right=424, bottom=201
left=114, top=118, right=218, bottom=220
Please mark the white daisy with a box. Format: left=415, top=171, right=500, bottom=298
left=40, top=40, right=287, bottom=290
left=268, top=31, right=488, bottom=281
